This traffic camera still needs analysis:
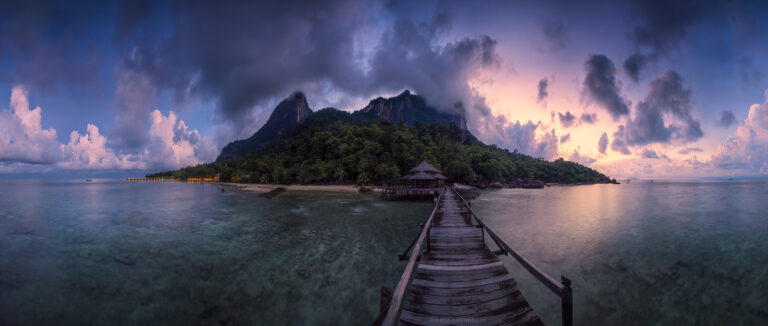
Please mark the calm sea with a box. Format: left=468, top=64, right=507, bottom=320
left=0, top=179, right=766, bottom=325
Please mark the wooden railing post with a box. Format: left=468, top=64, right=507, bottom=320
left=426, top=225, right=431, bottom=252
left=561, top=276, right=573, bottom=326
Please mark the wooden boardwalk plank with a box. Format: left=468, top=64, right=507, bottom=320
left=406, top=287, right=515, bottom=306
left=398, top=190, right=542, bottom=325
left=411, top=273, right=514, bottom=289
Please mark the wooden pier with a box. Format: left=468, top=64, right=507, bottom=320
left=375, top=186, right=573, bottom=326
left=125, top=177, right=173, bottom=181
left=381, top=187, right=441, bottom=201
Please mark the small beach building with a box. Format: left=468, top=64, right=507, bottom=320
left=382, top=161, right=447, bottom=200
left=403, top=161, right=447, bottom=188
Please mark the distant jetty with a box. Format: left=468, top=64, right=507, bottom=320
left=126, top=177, right=174, bottom=181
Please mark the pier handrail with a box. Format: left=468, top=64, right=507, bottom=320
left=380, top=187, right=446, bottom=326
left=452, top=186, right=573, bottom=326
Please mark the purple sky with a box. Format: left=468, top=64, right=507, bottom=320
left=1, top=0, right=767, bottom=178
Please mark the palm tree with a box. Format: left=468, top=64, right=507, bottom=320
left=334, top=167, right=346, bottom=184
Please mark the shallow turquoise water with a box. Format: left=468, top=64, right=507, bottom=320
left=1, top=179, right=767, bottom=325
left=471, top=181, right=768, bottom=325
left=0, top=179, right=430, bottom=325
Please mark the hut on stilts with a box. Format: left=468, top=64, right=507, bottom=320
left=381, top=161, right=447, bottom=200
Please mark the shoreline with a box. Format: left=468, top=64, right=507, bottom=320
left=214, top=182, right=380, bottom=194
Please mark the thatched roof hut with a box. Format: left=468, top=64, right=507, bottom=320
left=402, top=161, right=446, bottom=188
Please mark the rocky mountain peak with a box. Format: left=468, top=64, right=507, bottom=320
left=361, top=90, right=467, bottom=129
left=216, top=91, right=312, bottom=161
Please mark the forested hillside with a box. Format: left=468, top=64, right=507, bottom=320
left=148, top=108, right=612, bottom=185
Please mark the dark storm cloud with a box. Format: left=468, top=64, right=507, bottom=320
left=364, top=13, right=501, bottom=114
left=598, top=132, right=608, bottom=154
left=538, top=17, right=568, bottom=51
left=622, top=0, right=720, bottom=82
left=622, top=53, right=647, bottom=83
left=558, top=111, right=576, bottom=128
left=537, top=78, right=549, bottom=102
left=583, top=54, right=630, bottom=120
left=113, top=0, right=154, bottom=44
left=120, top=0, right=502, bottom=139
left=628, top=0, right=715, bottom=56
left=120, top=0, right=370, bottom=136
left=609, top=70, right=703, bottom=154
left=718, top=110, right=736, bottom=127
left=580, top=112, right=597, bottom=124
left=0, top=2, right=106, bottom=89
left=624, top=70, right=703, bottom=145
left=110, top=64, right=154, bottom=152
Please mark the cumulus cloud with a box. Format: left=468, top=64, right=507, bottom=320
left=640, top=149, right=668, bottom=160
left=611, top=70, right=703, bottom=149
left=0, top=87, right=60, bottom=164
left=538, top=17, right=568, bottom=51
left=580, top=112, right=597, bottom=124
left=677, top=147, right=702, bottom=155
left=537, top=78, right=549, bottom=103
left=598, top=132, right=609, bottom=154
left=711, top=89, right=768, bottom=174
left=560, top=133, right=571, bottom=144
left=558, top=111, right=576, bottom=128
left=0, top=87, right=214, bottom=172
left=488, top=119, right=559, bottom=160
left=611, top=126, right=632, bottom=155
left=569, top=150, right=596, bottom=166
left=145, top=110, right=217, bottom=169
left=582, top=54, right=630, bottom=120
left=59, top=124, right=144, bottom=170
left=718, top=110, right=736, bottom=128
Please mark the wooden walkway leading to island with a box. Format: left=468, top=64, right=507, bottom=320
left=375, top=187, right=573, bottom=326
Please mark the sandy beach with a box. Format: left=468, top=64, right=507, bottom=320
left=217, top=183, right=380, bottom=194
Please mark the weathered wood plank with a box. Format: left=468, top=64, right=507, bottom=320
left=420, top=259, right=499, bottom=267
left=415, top=265, right=508, bottom=277
left=403, top=291, right=527, bottom=316
left=393, top=189, right=543, bottom=326
left=415, top=267, right=508, bottom=282
left=411, top=273, right=513, bottom=289
left=405, top=287, right=516, bottom=306
left=422, top=252, right=495, bottom=260
left=399, top=302, right=536, bottom=325
left=417, top=261, right=503, bottom=271
left=409, top=279, right=519, bottom=297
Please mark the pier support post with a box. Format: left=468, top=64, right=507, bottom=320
left=380, top=286, right=392, bottom=313
left=561, top=276, right=573, bottom=326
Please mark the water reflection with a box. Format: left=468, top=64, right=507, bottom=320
left=473, top=181, right=768, bottom=325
